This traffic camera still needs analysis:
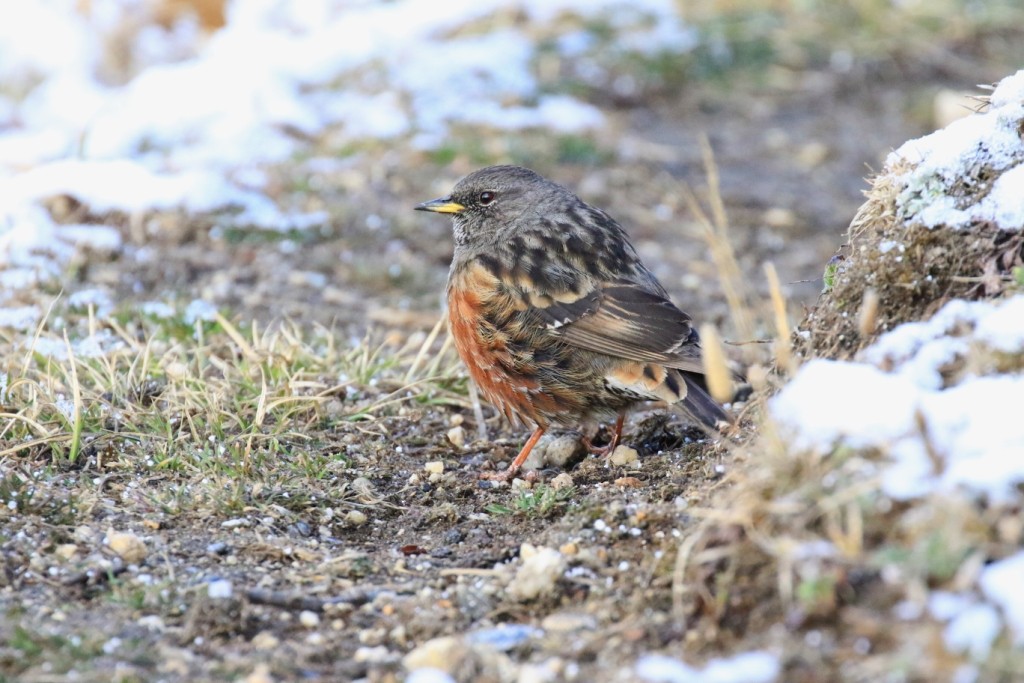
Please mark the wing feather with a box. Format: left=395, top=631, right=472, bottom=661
left=530, top=281, right=706, bottom=373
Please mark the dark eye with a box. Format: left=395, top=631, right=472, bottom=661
left=479, top=191, right=495, bottom=205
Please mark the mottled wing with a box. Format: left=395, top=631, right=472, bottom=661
left=533, top=281, right=706, bottom=374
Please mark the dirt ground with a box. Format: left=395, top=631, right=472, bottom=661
left=2, top=28, right=1023, bottom=683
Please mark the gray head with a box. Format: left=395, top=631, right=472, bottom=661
left=414, top=165, right=572, bottom=247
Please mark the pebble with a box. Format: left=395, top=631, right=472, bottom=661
left=54, top=544, right=78, bottom=560
left=242, top=664, right=274, bottom=683
left=346, top=510, right=368, bottom=526
left=207, top=579, right=233, bottom=599
left=509, top=544, right=567, bottom=601
left=523, top=433, right=586, bottom=470
left=424, top=461, right=445, bottom=475
left=609, top=445, right=639, bottom=467
left=446, top=426, right=466, bottom=449
left=541, top=612, right=597, bottom=633
left=403, top=636, right=466, bottom=671
left=251, top=631, right=280, bottom=650
left=353, top=645, right=391, bottom=663
left=550, top=473, right=574, bottom=490
left=299, top=610, right=321, bottom=628
left=468, top=624, right=541, bottom=650
left=106, top=531, right=147, bottom=564
left=137, top=615, right=165, bottom=632
left=614, top=476, right=643, bottom=488
left=206, top=541, right=229, bottom=555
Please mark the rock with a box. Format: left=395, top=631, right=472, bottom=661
left=207, top=579, right=233, bottom=599
left=424, top=461, right=445, bottom=475
left=345, top=510, right=368, bottom=526
left=299, top=610, right=320, bottom=628
left=614, top=476, right=643, bottom=488
left=251, top=631, right=280, bottom=650
left=550, top=472, right=574, bottom=490
left=468, top=624, right=541, bottom=650
left=523, top=433, right=586, bottom=471
left=54, top=543, right=78, bottom=560
left=446, top=426, right=466, bottom=449
left=509, top=544, right=567, bottom=601
left=403, top=636, right=467, bottom=671
left=243, top=663, right=274, bottom=683
left=609, top=445, right=639, bottom=467
left=106, top=531, right=147, bottom=564
left=541, top=611, right=597, bottom=633
left=353, top=645, right=391, bottom=663
left=403, top=635, right=514, bottom=680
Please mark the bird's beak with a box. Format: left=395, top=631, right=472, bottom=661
left=414, top=196, right=465, bottom=214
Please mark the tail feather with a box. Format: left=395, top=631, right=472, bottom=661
left=676, top=372, right=730, bottom=430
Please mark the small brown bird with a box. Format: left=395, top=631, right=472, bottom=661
left=416, top=165, right=728, bottom=480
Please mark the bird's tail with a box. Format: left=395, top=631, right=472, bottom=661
left=675, top=371, right=730, bottom=430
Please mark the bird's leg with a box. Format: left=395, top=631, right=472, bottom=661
left=480, top=426, right=546, bottom=481
left=582, top=415, right=625, bottom=457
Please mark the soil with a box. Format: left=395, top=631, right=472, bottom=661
left=2, top=55, right=1020, bottom=682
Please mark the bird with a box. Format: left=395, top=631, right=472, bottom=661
left=415, top=165, right=729, bottom=481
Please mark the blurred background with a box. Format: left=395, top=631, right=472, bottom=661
left=2, top=0, right=1023, bottom=338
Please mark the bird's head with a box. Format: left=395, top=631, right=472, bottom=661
left=415, top=165, right=568, bottom=249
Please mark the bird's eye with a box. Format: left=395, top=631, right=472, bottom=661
left=479, top=191, right=495, bottom=205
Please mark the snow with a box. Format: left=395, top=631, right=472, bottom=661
left=0, top=0, right=696, bottom=310
left=888, top=69, right=1024, bottom=231
left=980, top=552, right=1024, bottom=644
left=775, top=295, right=1024, bottom=502
left=635, top=651, right=780, bottom=683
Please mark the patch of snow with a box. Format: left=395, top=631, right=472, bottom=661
left=183, top=299, right=217, bottom=324
left=773, top=295, right=1024, bottom=502
left=0, top=0, right=698, bottom=310
left=980, top=552, right=1024, bottom=644
left=636, top=651, right=780, bottom=683
left=888, top=69, right=1024, bottom=231
left=59, top=225, right=123, bottom=252
left=0, top=305, right=41, bottom=331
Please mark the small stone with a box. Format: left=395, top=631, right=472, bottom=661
left=550, top=473, right=574, bottom=490
left=106, top=531, right=147, bottom=564
left=424, top=461, right=445, bottom=475
left=251, top=631, right=280, bottom=650
left=346, top=510, right=368, bottom=526
left=509, top=544, right=567, bottom=601
left=558, top=542, right=578, bottom=556
left=354, top=645, right=392, bottom=663
left=207, top=579, right=233, bottom=599
left=762, top=206, right=796, bottom=229
left=449, top=414, right=464, bottom=426
left=796, top=140, right=830, bottom=168
left=243, top=664, right=274, bottom=683
left=137, top=615, right=165, bottom=632
left=446, top=426, right=466, bottom=449
left=523, top=433, right=586, bottom=471
left=614, top=476, right=643, bottom=488
left=206, top=541, right=229, bottom=555
left=403, top=636, right=467, bottom=672
left=609, top=446, right=639, bottom=467
left=54, top=544, right=78, bottom=560
left=540, top=611, right=597, bottom=633
left=299, top=610, right=320, bottom=628
left=164, top=362, right=188, bottom=380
